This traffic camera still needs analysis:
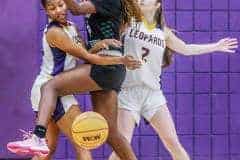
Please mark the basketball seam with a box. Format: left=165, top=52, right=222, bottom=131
left=72, top=128, right=109, bottom=133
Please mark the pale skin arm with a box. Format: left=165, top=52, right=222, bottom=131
left=46, top=27, right=141, bottom=67
left=62, top=0, right=96, bottom=15
left=165, top=27, right=238, bottom=56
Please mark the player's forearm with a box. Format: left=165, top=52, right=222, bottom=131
left=181, top=43, right=218, bottom=56
left=88, top=44, right=102, bottom=54
left=85, top=54, right=124, bottom=65
left=66, top=45, right=123, bottom=65
left=88, top=48, right=99, bottom=54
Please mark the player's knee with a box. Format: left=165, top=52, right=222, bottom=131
left=107, top=128, right=122, bottom=143
left=40, top=82, right=51, bottom=94
left=107, top=134, right=117, bottom=144
left=108, top=126, right=118, bottom=136
left=40, top=80, right=58, bottom=95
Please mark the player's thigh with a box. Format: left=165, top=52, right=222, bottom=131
left=91, top=90, right=119, bottom=128
left=149, top=104, right=179, bottom=141
left=46, top=64, right=101, bottom=96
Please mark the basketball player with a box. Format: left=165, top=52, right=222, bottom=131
left=8, top=0, right=142, bottom=160
left=7, top=0, right=141, bottom=159
left=109, top=0, right=239, bottom=160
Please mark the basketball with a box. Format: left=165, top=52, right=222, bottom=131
left=71, top=111, right=109, bottom=150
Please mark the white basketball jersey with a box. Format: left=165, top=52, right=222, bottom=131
left=39, top=21, right=79, bottom=77
left=122, top=22, right=166, bottom=90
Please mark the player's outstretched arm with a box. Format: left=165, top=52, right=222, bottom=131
left=165, top=27, right=238, bottom=56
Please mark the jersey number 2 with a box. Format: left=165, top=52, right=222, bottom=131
left=142, top=47, right=150, bottom=63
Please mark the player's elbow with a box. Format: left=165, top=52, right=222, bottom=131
left=178, top=44, right=192, bottom=56
left=180, top=51, right=192, bottom=56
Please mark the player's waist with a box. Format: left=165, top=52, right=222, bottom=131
left=123, top=76, right=161, bottom=89
left=122, top=82, right=161, bottom=91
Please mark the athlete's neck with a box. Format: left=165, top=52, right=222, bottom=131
left=142, top=12, right=157, bottom=30
left=142, top=11, right=156, bottom=26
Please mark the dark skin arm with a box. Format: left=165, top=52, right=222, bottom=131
left=62, top=0, right=96, bottom=15
left=73, top=24, right=122, bottom=54
left=46, top=27, right=141, bottom=67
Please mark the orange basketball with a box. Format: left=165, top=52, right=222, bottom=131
left=71, top=111, right=109, bottom=150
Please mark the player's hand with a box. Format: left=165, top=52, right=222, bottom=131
left=96, top=39, right=122, bottom=50
left=121, top=55, right=142, bottom=70
left=216, top=38, right=238, bottom=53
left=90, top=39, right=122, bottom=54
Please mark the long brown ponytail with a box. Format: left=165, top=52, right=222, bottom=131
left=156, top=0, right=173, bottom=68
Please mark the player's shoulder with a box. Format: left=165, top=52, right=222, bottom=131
left=44, top=21, right=62, bottom=34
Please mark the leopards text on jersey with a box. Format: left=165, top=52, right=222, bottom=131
left=122, top=23, right=166, bottom=90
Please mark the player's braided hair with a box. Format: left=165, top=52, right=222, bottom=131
left=121, top=0, right=142, bottom=25
left=156, top=0, right=173, bottom=68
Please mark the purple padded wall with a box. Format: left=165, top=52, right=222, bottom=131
left=0, top=0, right=38, bottom=158
left=0, top=0, right=239, bottom=159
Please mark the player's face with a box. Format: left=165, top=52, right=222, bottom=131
left=138, top=0, right=161, bottom=13
left=45, top=0, right=67, bottom=24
